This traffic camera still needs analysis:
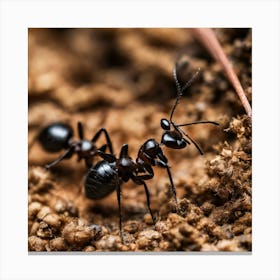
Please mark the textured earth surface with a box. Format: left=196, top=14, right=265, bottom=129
left=28, top=28, right=252, bottom=252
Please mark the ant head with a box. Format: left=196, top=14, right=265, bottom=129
left=161, top=118, right=171, bottom=130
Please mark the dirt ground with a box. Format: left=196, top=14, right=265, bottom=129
left=28, top=28, right=252, bottom=252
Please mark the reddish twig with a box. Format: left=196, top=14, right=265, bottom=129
left=191, top=28, right=252, bottom=118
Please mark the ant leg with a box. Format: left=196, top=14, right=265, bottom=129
left=133, top=172, right=153, bottom=181
left=116, top=182, right=124, bottom=243
left=154, top=159, right=178, bottom=204
left=157, top=150, right=168, bottom=164
left=131, top=174, right=156, bottom=225
left=98, top=144, right=107, bottom=152
left=45, top=146, right=75, bottom=169
left=177, top=126, right=204, bottom=155
left=119, top=144, right=128, bottom=158
left=77, top=122, right=84, bottom=140
left=91, top=128, right=114, bottom=154
left=84, top=157, right=93, bottom=168
left=165, top=165, right=178, bottom=204
left=142, top=181, right=156, bottom=224
left=97, top=150, right=116, bottom=163
left=83, top=145, right=108, bottom=168
left=134, top=163, right=154, bottom=180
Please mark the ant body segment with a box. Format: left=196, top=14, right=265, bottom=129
left=38, top=121, right=114, bottom=169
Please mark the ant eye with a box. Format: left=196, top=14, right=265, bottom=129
left=161, top=119, right=170, bottom=130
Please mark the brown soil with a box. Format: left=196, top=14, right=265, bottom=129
left=28, top=28, right=252, bottom=252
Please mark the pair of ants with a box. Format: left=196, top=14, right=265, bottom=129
left=36, top=63, right=219, bottom=242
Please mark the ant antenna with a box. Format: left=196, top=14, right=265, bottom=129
left=176, top=126, right=204, bottom=155
left=170, top=63, right=200, bottom=122
left=178, top=120, right=219, bottom=127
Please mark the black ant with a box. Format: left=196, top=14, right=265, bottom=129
left=160, top=62, right=219, bottom=155
left=83, top=63, right=219, bottom=242
left=84, top=142, right=165, bottom=242
left=37, top=121, right=114, bottom=169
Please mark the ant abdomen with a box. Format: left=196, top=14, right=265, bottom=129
left=38, top=122, right=73, bottom=153
left=85, top=160, right=118, bottom=200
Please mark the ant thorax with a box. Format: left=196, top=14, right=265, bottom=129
left=117, top=157, right=137, bottom=182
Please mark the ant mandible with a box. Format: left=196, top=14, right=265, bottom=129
left=160, top=62, right=219, bottom=155
left=38, top=121, right=114, bottom=169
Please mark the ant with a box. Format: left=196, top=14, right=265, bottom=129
left=83, top=62, right=219, bottom=242
left=37, top=121, right=114, bottom=169
left=84, top=142, right=168, bottom=242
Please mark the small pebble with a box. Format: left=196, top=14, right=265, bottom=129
left=28, top=202, right=42, bottom=219
left=37, top=206, right=52, bottom=220
left=43, top=213, right=62, bottom=229
left=62, top=220, right=94, bottom=246
left=49, top=237, right=67, bottom=251
left=37, top=221, right=53, bottom=239
left=155, top=221, right=168, bottom=233
left=144, top=213, right=153, bottom=225
left=123, top=221, right=139, bottom=234
left=30, top=222, right=40, bottom=236
left=28, top=236, right=48, bottom=251
left=84, top=246, right=96, bottom=252
left=139, top=229, right=160, bottom=240
left=95, top=235, right=120, bottom=251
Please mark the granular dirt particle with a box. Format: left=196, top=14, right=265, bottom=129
left=95, top=235, right=121, bottom=251
left=36, top=221, right=54, bottom=239
left=49, top=237, right=67, bottom=251
left=36, top=206, right=52, bottom=220
left=123, top=220, right=140, bottom=234
left=62, top=219, right=95, bottom=247
left=42, top=213, right=62, bottom=229
left=28, top=236, right=48, bottom=251
left=28, top=201, right=43, bottom=219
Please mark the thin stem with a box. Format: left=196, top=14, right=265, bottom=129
left=191, top=28, right=252, bottom=118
